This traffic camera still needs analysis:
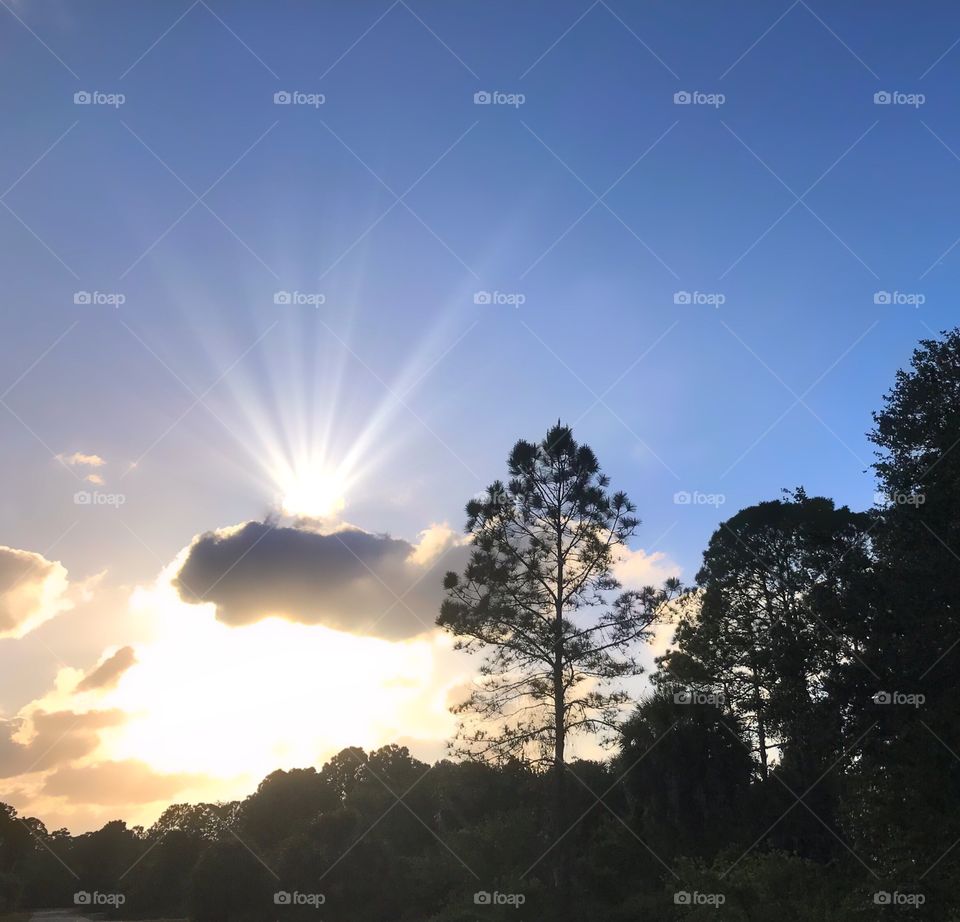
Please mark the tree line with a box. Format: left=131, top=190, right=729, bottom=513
left=2, top=327, right=960, bottom=920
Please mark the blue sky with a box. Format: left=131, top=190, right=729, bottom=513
left=1, top=0, right=960, bottom=826
left=3, top=0, right=958, bottom=586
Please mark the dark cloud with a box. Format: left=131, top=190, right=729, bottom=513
left=0, top=546, right=71, bottom=638
left=0, top=709, right=126, bottom=777
left=75, top=646, right=137, bottom=692
left=43, top=759, right=206, bottom=806
left=174, top=522, right=466, bottom=640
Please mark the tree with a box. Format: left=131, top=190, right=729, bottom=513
left=189, top=839, right=274, bottom=922
left=0, top=804, right=32, bottom=911
left=438, top=423, right=679, bottom=895
left=148, top=801, right=240, bottom=843
left=657, top=490, right=872, bottom=785
left=868, top=327, right=960, bottom=693
left=654, top=490, right=876, bottom=866
left=854, top=327, right=960, bottom=898
left=71, top=820, right=140, bottom=903
left=241, top=768, right=338, bottom=849
left=616, top=693, right=755, bottom=862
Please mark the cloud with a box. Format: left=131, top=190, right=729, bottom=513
left=42, top=760, right=207, bottom=806
left=59, top=453, right=107, bottom=485
left=394, top=736, right=449, bottom=765
left=0, top=546, right=73, bottom=639
left=173, top=521, right=467, bottom=639
left=0, top=519, right=471, bottom=830
left=75, top=646, right=137, bottom=693
left=0, top=709, right=126, bottom=777
left=614, top=546, right=681, bottom=590
left=614, top=546, right=683, bottom=659
left=408, top=523, right=462, bottom=566
left=58, top=452, right=105, bottom=469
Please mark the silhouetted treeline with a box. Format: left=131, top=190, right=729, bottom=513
left=3, top=328, right=960, bottom=920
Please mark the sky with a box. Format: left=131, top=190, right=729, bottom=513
left=1, top=0, right=959, bottom=831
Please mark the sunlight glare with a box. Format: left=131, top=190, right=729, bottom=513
left=279, top=466, right=348, bottom=519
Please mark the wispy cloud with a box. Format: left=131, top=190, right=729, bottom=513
left=58, top=452, right=106, bottom=469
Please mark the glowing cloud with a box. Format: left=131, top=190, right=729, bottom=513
left=0, top=546, right=73, bottom=639
left=58, top=452, right=106, bottom=469
left=42, top=760, right=207, bottom=807
left=0, top=709, right=127, bottom=778
left=75, top=646, right=138, bottom=693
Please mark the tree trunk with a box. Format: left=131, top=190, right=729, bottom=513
left=754, top=677, right=769, bottom=781
left=552, top=504, right=569, bottom=913
left=552, top=644, right=570, bottom=916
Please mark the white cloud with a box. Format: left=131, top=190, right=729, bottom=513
left=614, top=545, right=682, bottom=590
left=408, top=522, right=464, bottom=566
left=58, top=452, right=105, bottom=468
left=0, top=546, right=73, bottom=639
left=614, top=546, right=684, bottom=661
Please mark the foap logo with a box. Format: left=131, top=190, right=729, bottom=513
left=474, top=891, right=526, bottom=907
left=674, top=290, right=726, bottom=307
left=674, top=689, right=725, bottom=707
left=674, top=490, right=726, bottom=508
left=74, top=491, right=126, bottom=507
left=874, top=90, right=925, bottom=108
left=74, top=290, right=126, bottom=307
left=872, top=691, right=925, bottom=708
left=274, top=290, right=326, bottom=307
left=274, top=890, right=325, bottom=908
left=273, top=90, right=325, bottom=108
left=873, top=490, right=925, bottom=507
left=874, top=891, right=926, bottom=907
left=874, top=290, right=925, bottom=307
left=474, top=290, right=525, bottom=307
left=75, top=891, right=126, bottom=907
left=474, top=90, right=526, bottom=108
left=673, top=90, right=725, bottom=108
left=74, top=90, right=125, bottom=108
left=472, top=486, right=514, bottom=511
left=674, top=891, right=726, bottom=906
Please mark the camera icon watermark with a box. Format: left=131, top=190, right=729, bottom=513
left=273, top=90, right=325, bottom=108
left=873, top=290, right=924, bottom=308
left=473, top=90, right=526, bottom=108
left=74, top=290, right=126, bottom=307
left=674, top=290, right=725, bottom=307
left=674, top=490, right=725, bottom=508
left=674, top=689, right=725, bottom=707
left=673, top=90, right=725, bottom=108
left=674, top=890, right=726, bottom=906
left=472, top=485, right=514, bottom=510
left=74, top=90, right=126, bottom=108
left=874, top=891, right=925, bottom=906
left=474, top=290, right=525, bottom=307
left=75, top=891, right=125, bottom=907
left=872, top=691, right=925, bottom=708
left=74, top=491, right=126, bottom=507
left=874, top=90, right=925, bottom=108
left=474, top=890, right=525, bottom=907
left=873, top=490, right=925, bottom=507
left=274, top=290, right=325, bottom=306
left=274, top=890, right=325, bottom=908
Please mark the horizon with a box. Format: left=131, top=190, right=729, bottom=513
left=3, top=0, right=960, bottom=845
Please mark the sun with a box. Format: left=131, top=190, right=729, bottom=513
left=280, top=468, right=347, bottom=519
